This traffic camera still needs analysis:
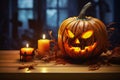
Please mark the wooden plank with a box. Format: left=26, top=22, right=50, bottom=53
left=0, top=50, right=19, bottom=60
left=0, top=50, right=19, bottom=54
left=0, top=65, right=120, bottom=73
left=0, top=50, right=120, bottom=73
left=0, top=60, right=81, bottom=67
left=0, top=59, right=120, bottom=67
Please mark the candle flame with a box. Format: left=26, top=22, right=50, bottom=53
left=26, top=43, right=29, bottom=48
left=43, top=34, right=46, bottom=39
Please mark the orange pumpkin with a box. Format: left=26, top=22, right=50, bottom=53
left=58, top=2, right=108, bottom=59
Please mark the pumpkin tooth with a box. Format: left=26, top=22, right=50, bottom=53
left=73, top=47, right=81, bottom=52
left=87, top=45, right=93, bottom=52
left=85, top=46, right=89, bottom=50
left=92, top=42, right=97, bottom=49
left=81, top=49, right=86, bottom=54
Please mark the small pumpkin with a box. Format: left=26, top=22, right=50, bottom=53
left=58, top=2, right=108, bottom=59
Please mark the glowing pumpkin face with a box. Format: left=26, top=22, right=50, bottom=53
left=64, top=29, right=97, bottom=55
left=58, top=2, right=108, bottom=59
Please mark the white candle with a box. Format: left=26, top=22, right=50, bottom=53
left=38, top=34, right=50, bottom=53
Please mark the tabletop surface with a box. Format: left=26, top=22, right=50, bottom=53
left=0, top=50, right=120, bottom=80
left=0, top=50, right=120, bottom=73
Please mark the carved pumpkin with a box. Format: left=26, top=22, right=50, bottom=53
left=58, top=2, right=108, bottom=59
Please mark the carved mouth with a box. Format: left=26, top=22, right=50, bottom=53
left=64, top=42, right=97, bottom=54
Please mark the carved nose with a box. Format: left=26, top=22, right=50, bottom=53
left=75, top=38, right=80, bottom=44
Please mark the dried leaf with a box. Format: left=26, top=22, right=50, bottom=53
left=18, top=63, right=37, bottom=70
left=55, top=58, right=67, bottom=65
left=108, top=47, right=120, bottom=64
left=88, top=64, right=101, bottom=71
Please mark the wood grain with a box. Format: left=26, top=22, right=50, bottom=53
left=0, top=50, right=120, bottom=80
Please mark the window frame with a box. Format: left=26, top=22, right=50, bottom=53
left=46, top=0, right=68, bottom=28
left=17, top=0, right=35, bottom=29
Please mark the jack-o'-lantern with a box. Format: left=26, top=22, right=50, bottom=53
left=58, top=2, right=108, bottom=59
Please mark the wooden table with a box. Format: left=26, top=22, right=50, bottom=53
left=0, top=50, right=120, bottom=80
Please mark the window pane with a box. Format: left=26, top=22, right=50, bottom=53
left=18, top=10, right=33, bottom=29
left=47, top=0, right=57, bottom=8
left=18, top=0, right=33, bottom=8
left=59, top=0, right=68, bottom=8
left=59, top=10, right=68, bottom=25
left=46, top=9, right=57, bottom=27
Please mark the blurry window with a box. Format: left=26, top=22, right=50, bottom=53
left=18, top=0, right=34, bottom=29
left=46, top=0, right=68, bottom=27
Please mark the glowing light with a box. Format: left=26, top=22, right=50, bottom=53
left=72, top=47, right=81, bottom=52
left=66, top=29, right=74, bottom=38
left=26, top=43, right=29, bottom=48
left=24, top=68, right=31, bottom=73
left=41, top=67, right=48, bottom=73
left=69, top=42, right=97, bottom=53
left=43, top=34, right=46, bottom=39
left=75, top=38, right=80, bottom=44
left=82, top=30, right=93, bottom=39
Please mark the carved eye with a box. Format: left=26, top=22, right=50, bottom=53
left=66, top=29, right=75, bottom=38
left=81, top=30, right=93, bottom=39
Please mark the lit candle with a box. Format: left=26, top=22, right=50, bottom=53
left=38, top=34, right=50, bottom=53
left=21, top=43, right=34, bottom=55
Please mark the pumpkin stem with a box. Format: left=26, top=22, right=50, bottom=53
left=78, top=2, right=92, bottom=19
